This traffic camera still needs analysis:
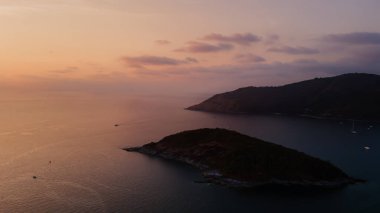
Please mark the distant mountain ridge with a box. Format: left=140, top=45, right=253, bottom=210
left=187, top=73, right=380, bottom=120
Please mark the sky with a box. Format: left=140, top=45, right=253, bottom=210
left=1, top=0, right=380, bottom=95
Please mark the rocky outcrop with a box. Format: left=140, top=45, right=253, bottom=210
left=125, top=128, right=362, bottom=188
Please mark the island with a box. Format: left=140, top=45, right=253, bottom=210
left=125, top=128, right=360, bottom=188
left=187, top=73, right=380, bottom=121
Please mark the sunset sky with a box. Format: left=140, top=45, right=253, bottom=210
left=1, top=0, right=380, bottom=94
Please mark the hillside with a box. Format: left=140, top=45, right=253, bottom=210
left=126, top=128, right=359, bottom=188
left=187, top=73, right=380, bottom=120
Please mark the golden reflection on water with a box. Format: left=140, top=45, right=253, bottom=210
left=0, top=91, right=207, bottom=212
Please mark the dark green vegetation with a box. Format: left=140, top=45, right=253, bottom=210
left=126, top=128, right=359, bottom=188
left=187, top=73, right=380, bottom=120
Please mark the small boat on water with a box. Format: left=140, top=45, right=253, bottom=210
left=351, top=120, right=357, bottom=134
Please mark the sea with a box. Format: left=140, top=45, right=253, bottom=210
left=0, top=91, right=379, bottom=213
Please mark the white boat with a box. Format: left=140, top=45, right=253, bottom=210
left=351, top=120, right=357, bottom=134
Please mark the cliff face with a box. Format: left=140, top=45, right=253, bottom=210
left=126, top=128, right=359, bottom=188
left=187, top=73, right=380, bottom=120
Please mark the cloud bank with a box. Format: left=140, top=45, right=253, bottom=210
left=122, top=55, right=197, bottom=68
left=268, top=46, right=319, bottom=55
left=323, top=32, right=380, bottom=45
left=234, top=53, right=266, bottom=63
left=202, top=33, right=261, bottom=46
left=175, top=41, right=234, bottom=53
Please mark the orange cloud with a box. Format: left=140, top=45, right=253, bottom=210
left=155, top=40, right=171, bottom=45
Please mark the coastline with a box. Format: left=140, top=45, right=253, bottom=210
left=186, top=108, right=380, bottom=124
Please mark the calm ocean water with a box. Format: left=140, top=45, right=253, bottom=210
left=0, top=92, right=379, bottom=213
